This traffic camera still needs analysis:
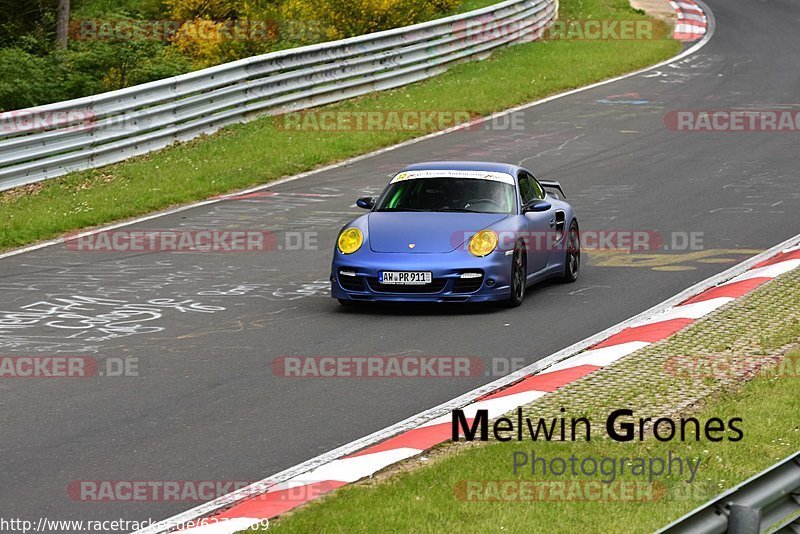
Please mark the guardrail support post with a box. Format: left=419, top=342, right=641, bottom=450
left=728, top=504, right=761, bottom=534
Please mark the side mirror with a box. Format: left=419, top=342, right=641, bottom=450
left=356, top=197, right=376, bottom=209
left=522, top=199, right=552, bottom=213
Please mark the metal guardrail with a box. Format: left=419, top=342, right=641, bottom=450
left=0, top=0, right=557, bottom=191
left=659, top=451, right=800, bottom=534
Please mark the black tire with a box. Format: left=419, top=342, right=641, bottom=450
left=507, top=242, right=527, bottom=307
left=562, top=221, right=580, bottom=283
left=337, top=298, right=357, bottom=306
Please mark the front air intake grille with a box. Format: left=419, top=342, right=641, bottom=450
left=453, top=273, right=483, bottom=293
left=338, top=272, right=364, bottom=291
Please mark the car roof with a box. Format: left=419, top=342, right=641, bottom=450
left=400, top=161, right=524, bottom=176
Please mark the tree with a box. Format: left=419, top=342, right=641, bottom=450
left=55, top=0, right=68, bottom=48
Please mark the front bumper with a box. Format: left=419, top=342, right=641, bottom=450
left=330, top=248, right=513, bottom=303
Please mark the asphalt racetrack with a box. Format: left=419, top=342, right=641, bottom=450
left=1, top=0, right=799, bottom=527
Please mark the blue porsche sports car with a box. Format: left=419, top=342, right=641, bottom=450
left=330, top=161, right=580, bottom=306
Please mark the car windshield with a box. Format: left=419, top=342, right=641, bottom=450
left=375, top=177, right=515, bottom=214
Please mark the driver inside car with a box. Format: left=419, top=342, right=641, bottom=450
left=464, top=180, right=510, bottom=212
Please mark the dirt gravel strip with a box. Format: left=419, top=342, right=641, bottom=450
left=147, top=238, right=800, bottom=534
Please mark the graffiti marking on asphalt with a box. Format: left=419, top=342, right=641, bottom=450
left=587, top=249, right=763, bottom=271
left=0, top=296, right=225, bottom=350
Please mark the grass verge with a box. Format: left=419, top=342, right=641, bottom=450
left=246, top=270, right=800, bottom=532
left=0, top=0, right=680, bottom=251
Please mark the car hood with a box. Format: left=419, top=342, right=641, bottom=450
left=367, top=212, right=508, bottom=253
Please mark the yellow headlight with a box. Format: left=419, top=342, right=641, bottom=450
left=338, top=227, right=363, bottom=254
left=468, top=230, right=498, bottom=257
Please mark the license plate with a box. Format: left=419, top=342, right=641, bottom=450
left=379, top=271, right=432, bottom=285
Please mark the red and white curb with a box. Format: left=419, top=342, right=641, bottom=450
left=671, top=0, right=707, bottom=41
left=138, top=235, right=800, bottom=534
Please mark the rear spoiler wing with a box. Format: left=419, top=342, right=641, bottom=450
left=539, top=179, right=566, bottom=199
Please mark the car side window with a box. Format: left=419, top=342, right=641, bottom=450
left=530, top=177, right=545, bottom=200
left=518, top=172, right=538, bottom=205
